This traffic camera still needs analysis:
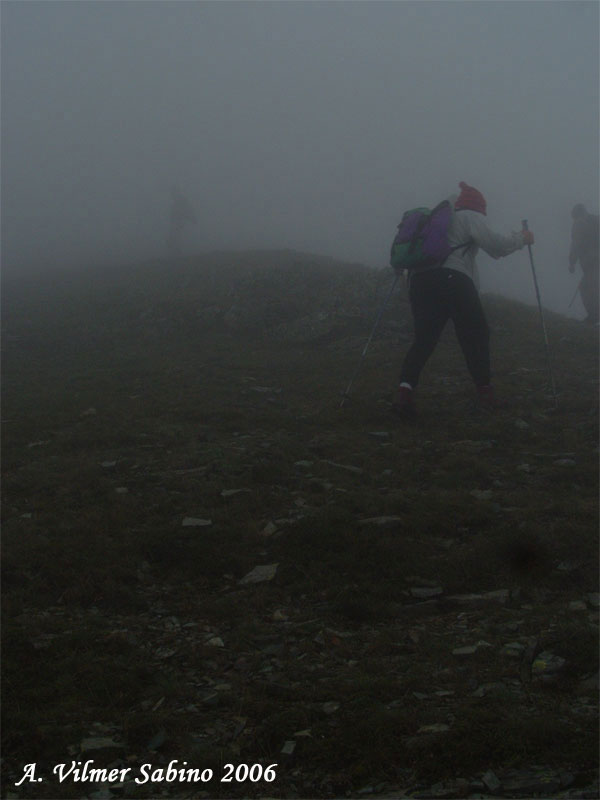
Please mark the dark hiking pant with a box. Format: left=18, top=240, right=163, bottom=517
left=580, top=265, right=599, bottom=323
left=400, top=268, right=490, bottom=388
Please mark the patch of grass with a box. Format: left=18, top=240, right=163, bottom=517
left=408, top=703, right=599, bottom=780
left=307, top=704, right=413, bottom=780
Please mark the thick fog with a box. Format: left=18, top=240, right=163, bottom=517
left=2, top=0, right=598, bottom=317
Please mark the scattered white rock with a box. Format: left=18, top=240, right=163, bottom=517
left=80, top=737, right=124, bottom=754
left=115, top=487, right=129, bottom=494
left=206, top=636, right=225, bottom=648
left=260, top=521, right=278, bottom=537
left=89, top=790, right=115, bottom=800
left=27, top=440, right=49, bottom=448
left=239, top=563, right=279, bottom=585
left=453, top=641, right=492, bottom=656
left=532, top=651, right=566, bottom=675
left=515, top=419, right=530, bottom=430
left=80, top=407, right=97, bottom=417
left=482, top=770, right=502, bottom=792
left=100, top=461, right=117, bottom=468
left=417, top=723, right=450, bottom=734
left=410, top=586, right=443, bottom=599
left=453, top=645, right=479, bottom=656
left=220, top=488, right=251, bottom=497
left=470, top=489, right=493, bottom=501
left=447, top=589, right=511, bottom=606
left=358, top=516, right=403, bottom=527
left=320, top=459, right=363, bottom=475
left=471, top=682, right=504, bottom=698
left=578, top=672, right=599, bottom=692
left=281, top=740, right=296, bottom=756
left=452, top=439, right=494, bottom=451
left=587, top=593, right=599, bottom=608
left=557, top=560, right=582, bottom=572
left=182, top=517, right=212, bottom=527
left=554, top=458, right=576, bottom=467
left=502, top=642, right=525, bottom=657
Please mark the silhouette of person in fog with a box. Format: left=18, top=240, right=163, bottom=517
left=167, top=186, right=197, bottom=256
left=569, top=203, right=599, bottom=325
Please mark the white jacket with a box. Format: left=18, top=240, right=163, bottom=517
left=444, top=201, right=527, bottom=289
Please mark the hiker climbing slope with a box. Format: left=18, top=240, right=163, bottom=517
left=392, top=182, right=534, bottom=417
left=569, top=203, right=599, bottom=325
left=167, top=186, right=197, bottom=256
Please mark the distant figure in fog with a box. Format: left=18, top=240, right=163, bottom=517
left=167, top=186, right=197, bottom=256
left=569, top=203, right=599, bottom=325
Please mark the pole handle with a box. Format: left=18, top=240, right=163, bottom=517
left=521, top=219, right=529, bottom=231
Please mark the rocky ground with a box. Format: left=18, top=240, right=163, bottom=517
left=2, top=252, right=598, bottom=800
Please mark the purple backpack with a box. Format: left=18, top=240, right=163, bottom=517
left=390, top=200, right=469, bottom=272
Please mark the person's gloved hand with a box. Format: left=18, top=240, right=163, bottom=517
left=522, top=230, right=534, bottom=245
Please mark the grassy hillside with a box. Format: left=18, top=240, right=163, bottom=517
left=2, top=251, right=598, bottom=799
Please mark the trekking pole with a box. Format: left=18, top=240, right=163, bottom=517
left=339, top=272, right=400, bottom=407
left=522, top=220, right=558, bottom=407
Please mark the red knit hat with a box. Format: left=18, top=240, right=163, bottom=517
left=455, top=181, right=487, bottom=215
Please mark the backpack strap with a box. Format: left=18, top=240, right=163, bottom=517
left=445, top=206, right=472, bottom=262
left=439, top=240, right=472, bottom=267
left=448, top=240, right=472, bottom=254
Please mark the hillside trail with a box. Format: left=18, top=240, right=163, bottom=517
left=2, top=256, right=598, bottom=799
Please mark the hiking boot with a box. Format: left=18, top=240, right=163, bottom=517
left=391, top=384, right=417, bottom=418
left=477, top=384, right=508, bottom=410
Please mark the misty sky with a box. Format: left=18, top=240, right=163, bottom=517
left=2, top=0, right=598, bottom=317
